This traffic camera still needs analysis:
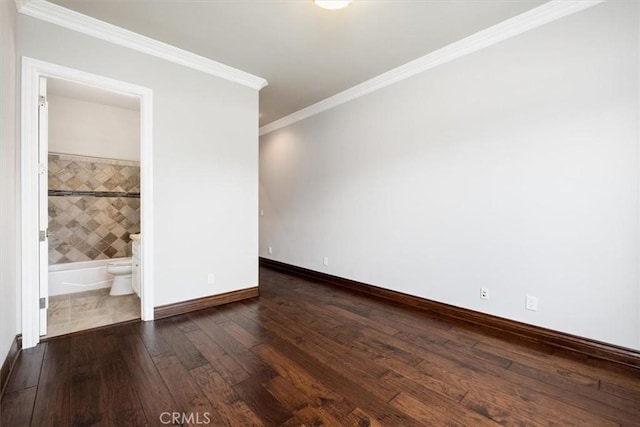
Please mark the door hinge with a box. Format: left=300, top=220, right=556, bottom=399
left=39, top=297, right=46, bottom=309
left=39, top=229, right=49, bottom=242
left=39, top=95, right=46, bottom=107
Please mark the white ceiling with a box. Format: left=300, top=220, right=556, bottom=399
left=50, top=0, right=546, bottom=126
left=48, top=77, right=140, bottom=111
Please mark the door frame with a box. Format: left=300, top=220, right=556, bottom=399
left=21, top=57, right=155, bottom=348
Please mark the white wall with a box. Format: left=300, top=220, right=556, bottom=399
left=19, top=14, right=259, bottom=307
left=1, top=0, right=19, bottom=364
left=48, top=94, right=140, bottom=161
left=260, top=1, right=640, bottom=350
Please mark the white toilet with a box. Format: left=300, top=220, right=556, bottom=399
left=107, top=261, right=133, bottom=295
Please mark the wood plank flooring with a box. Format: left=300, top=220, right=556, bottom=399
left=2, top=267, right=639, bottom=426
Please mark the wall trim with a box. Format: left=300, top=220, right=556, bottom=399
left=154, top=287, right=259, bottom=319
left=260, top=258, right=640, bottom=371
left=259, top=0, right=603, bottom=136
left=15, top=0, right=268, bottom=91
left=0, top=335, right=22, bottom=398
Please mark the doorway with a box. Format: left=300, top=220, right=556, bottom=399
left=44, top=76, right=142, bottom=337
left=21, top=57, right=155, bottom=348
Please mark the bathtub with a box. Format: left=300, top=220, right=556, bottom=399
left=48, top=258, right=130, bottom=296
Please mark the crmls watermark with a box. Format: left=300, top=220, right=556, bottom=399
left=159, top=412, right=211, bottom=425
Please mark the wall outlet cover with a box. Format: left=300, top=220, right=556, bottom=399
left=526, top=295, right=538, bottom=311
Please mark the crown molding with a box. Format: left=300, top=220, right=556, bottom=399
left=15, top=0, right=268, bottom=91
left=259, top=0, right=604, bottom=136
left=14, top=0, right=30, bottom=11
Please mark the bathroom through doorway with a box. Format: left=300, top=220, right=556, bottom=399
left=43, top=76, right=142, bottom=338
left=21, top=58, right=154, bottom=348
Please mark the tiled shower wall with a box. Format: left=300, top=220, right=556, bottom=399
left=48, top=153, right=140, bottom=265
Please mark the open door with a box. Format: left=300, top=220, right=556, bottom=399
left=38, top=76, right=48, bottom=336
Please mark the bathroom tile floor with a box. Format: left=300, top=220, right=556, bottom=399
left=46, top=288, right=140, bottom=338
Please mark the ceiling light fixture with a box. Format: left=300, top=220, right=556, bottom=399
left=314, top=1, right=352, bottom=10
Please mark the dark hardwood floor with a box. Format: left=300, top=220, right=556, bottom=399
left=2, top=267, right=640, bottom=426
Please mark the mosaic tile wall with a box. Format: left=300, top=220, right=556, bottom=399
left=48, top=153, right=140, bottom=265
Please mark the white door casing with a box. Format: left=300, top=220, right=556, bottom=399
left=21, top=57, right=155, bottom=348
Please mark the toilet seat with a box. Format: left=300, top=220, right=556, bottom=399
left=108, top=261, right=132, bottom=267
left=107, top=261, right=132, bottom=275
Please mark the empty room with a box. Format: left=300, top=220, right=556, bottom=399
left=1, top=0, right=639, bottom=425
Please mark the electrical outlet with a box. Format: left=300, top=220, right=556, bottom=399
left=268, top=246, right=273, bottom=254
left=480, top=288, right=489, bottom=300
left=526, top=295, right=538, bottom=311
left=260, top=209, right=264, bottom=216
left=207, top=273, right=215, bottom=285
left=323, top=257, right=329, bottom=266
